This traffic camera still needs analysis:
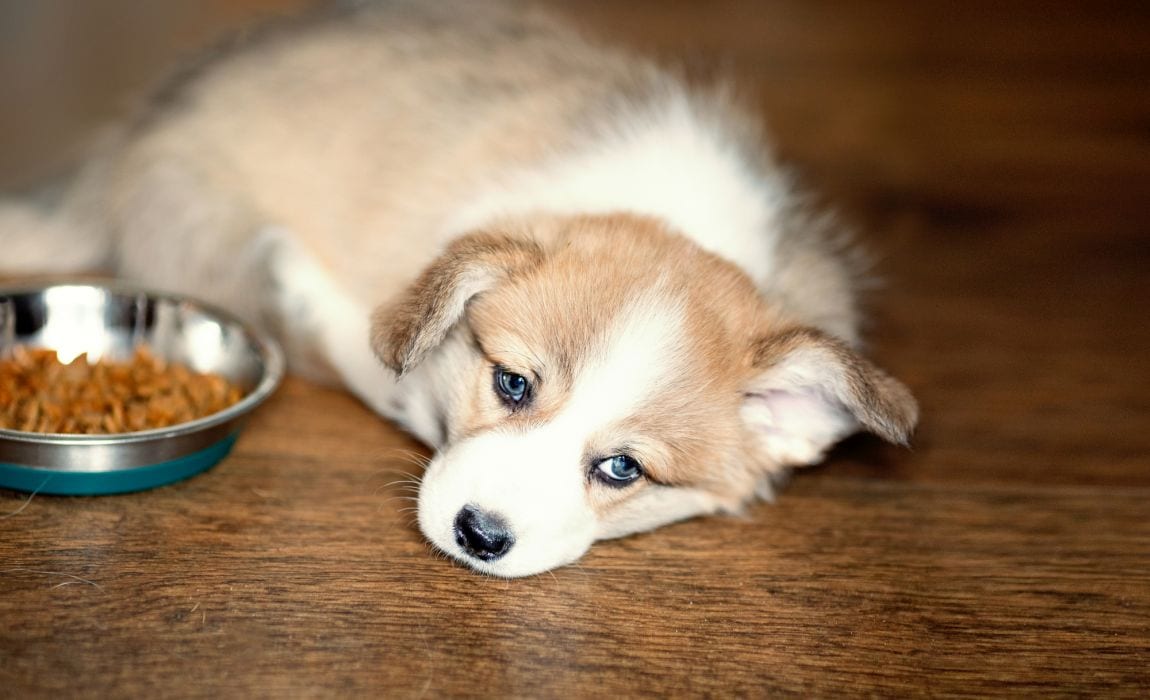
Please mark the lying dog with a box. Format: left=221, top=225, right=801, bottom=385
left=0, top=1, right=917, bottom=577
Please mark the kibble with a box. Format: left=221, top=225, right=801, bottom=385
left=0, top=345, right=243, bottom=434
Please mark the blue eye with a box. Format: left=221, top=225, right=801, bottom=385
left=594, top=455, right=643, bottom=485
left=494, top=367, right=530, bottom=405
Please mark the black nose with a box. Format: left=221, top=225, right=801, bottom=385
left=453, top=505, right=514, bottom=561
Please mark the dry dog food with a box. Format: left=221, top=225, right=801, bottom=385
left=0, top=345, right=243, bottom=434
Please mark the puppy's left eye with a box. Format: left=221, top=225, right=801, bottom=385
left=594, top=455, right=643, bottom=486
left=494, top=367, right=530, bottom=406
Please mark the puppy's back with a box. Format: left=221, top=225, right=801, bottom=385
left=112, top=2, right=665, bottom=297
left=80, top=1, right=865, bottom=345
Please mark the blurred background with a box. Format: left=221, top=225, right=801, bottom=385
left=2, top=3, right=1148, bottom=694
left=1, top=0, right=1146, bottom=240
left=0, top=0, right=317, bottom=189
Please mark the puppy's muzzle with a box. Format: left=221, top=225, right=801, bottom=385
left=453, top=505, right=514, bottom=561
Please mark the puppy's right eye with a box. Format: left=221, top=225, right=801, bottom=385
left=593, top=455, right=644, bottom=486
left=494, top=367, right=530, bottom=407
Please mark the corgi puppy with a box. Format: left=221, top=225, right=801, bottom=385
left=0, top=1, right=917, bottom=577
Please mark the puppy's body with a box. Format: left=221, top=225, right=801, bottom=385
left=0, top=2, right=916, bottom=577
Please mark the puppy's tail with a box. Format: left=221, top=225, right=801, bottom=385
left=0, top=201, right=113, bottom=276
left=0, top=125, right=125, bottom=276
left=0, top=162, right=116, bottom=276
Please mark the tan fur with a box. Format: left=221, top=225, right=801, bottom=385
left=371, top=232, right=545, bottom=374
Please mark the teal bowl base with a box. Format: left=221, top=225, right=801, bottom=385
left=0, top=433, right=239, bottom=496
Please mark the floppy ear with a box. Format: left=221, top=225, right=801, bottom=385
left=742, top=327, right=918, bottom=466
left=371, top=232, right=543, bottom=375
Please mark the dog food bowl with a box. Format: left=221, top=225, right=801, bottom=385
left=0, top=282, right=285, bottom=495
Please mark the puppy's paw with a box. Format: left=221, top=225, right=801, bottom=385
left=255, top=226, right=342, bottom=383
left=257, top=227, right=327, bottom=320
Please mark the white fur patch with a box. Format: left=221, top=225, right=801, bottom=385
left=562, top=291, right=687, bottom=435
left=418, top=293, right=688, bottom=576
left=444, top=94, right=783, bottom=291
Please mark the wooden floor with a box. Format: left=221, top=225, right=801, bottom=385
left=2, top=1, right=1149, bottom=695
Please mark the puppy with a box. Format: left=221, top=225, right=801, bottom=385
left=0, top=1, right=918, bottom=577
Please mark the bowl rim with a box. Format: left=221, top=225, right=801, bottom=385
left=0, top=279, right=286, bottom=446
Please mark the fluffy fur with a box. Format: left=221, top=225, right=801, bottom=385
left=0, top=1, right=917, bottom=577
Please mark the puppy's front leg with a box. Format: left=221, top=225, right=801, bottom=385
left=262, top=228, right=449, bottom=447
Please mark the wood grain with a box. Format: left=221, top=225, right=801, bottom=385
left=2, top=0, right=1148, bottom=695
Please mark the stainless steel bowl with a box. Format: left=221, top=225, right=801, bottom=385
left=0, top=282, right=285, bottom=495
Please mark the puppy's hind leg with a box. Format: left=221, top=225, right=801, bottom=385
left=113, top=160, right=267, bottom=312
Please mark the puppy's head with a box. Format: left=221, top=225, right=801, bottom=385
left=373, top=214, right=917, bottom=577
